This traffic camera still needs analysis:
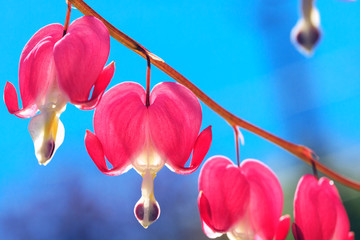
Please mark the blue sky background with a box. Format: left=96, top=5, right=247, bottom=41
left=1, top=0, right=360, bottom=239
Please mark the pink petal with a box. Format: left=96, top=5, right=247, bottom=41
left=167, top=126, right=212, bottom=174
left=294, top=175, right=330, bottom=240
left=20, top=23, right=63, bottom=64
left=293, top=175, right=349, bottom=240
left=198, top=156, right=250, bottom=234
left=241, top=159, right=284, bottom=239
left=198, top=192, right=224, bottom=239
left=19, top=24, right=63, bottom=109
left=54, top=16, right=110, bottom=103
left=149, top=82, right=206, bottom=171
left=4, top=81, right=38, bottom=118
left=85, top=130, right=131, bottom=176
left=91, top=82, right=147, bottom=174
left=317, top=179, right=341, bottom=239
left=319, top=178, right=351, bottom=240
left=274, top=215, right=291, bottom=240
left=74, top=61, right=115, bottom=110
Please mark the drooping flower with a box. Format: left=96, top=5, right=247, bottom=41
left=198, top=156, right=290, bottom=240
left=293, top=174, right=354, bottom=240
left=85, top=81, right=212, bottom=228
left=4, top=16, right=114, bottom=165
left=291, top=0, right=321, bottom=55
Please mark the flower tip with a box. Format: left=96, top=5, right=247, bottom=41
left=84, top=129, right=93, bottom=138
left=109, top=60, right=115, bottom=67
left=134, top=198, right=160, bottom=229
left=38, top=157, right=52, bottom=166
left=205, top=125, right=212, bottom=132
left=36, top=139, right=55, bottom=166
left=275, top=215, right=291, bottom=240
left=4, top=81, right=11, bottom=87
left=4, top=81, right=20, bottom=114
left=291, top=20, right=321, bottom=56
left=201, top=125, right=213, bottom=144
left=29, top=112, right=65, bottom=166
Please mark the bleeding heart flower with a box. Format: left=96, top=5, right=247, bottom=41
left=291, top=1, right=321, bottom=55
left=85, top=81, right=212, bottom=228
left=198, top=156, right=290, bottom=240
left=4, top=16, right=114, bottom=166
left=293, top=174, right=354, bottom=240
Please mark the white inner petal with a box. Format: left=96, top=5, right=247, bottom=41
left=28, top=110, right=65, bottom=166
left=134, top=171, right=161, bottom=228
left=28, top=59, right=68, bottom=165
left=310, top=7, right=320, bottom=27
left=131, top=126, right=164, bottom=228
left=227, top=214, right=256, bottom=240
left=132, top=145, right=165, bottom=175
left=36, top=58, right=68, bottom=113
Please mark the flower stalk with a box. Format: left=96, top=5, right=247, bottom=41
left=68, top=0, right=360, bottom=191
left=233, top=126, right=240, bottom=167
left=145, top=54, right=151, bottom=108
left=63, top=1, right=72, bottom=36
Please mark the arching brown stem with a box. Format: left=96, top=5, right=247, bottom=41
left=68, top=0, right=360, bottom=191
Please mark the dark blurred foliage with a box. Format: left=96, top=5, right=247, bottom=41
left=344, top=196, right=360, bottom=234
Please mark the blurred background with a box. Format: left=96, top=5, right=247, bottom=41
left=1, top=0, right=360, bottom=239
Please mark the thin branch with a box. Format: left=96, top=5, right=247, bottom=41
left=68, top=0, right=360, bottom=191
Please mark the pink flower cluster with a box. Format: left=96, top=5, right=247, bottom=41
left=198, top=156, right=354, bottom=240
left=4, top=15, right=355, bottom=238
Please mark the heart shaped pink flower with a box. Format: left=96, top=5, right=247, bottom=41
left=293, top=175, right=354, bottom=240
left=4, top=16, right=114, bottom=165
left=198, top=156, right=290, bottom=240
left=85, top=81, right=212, bottom=228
